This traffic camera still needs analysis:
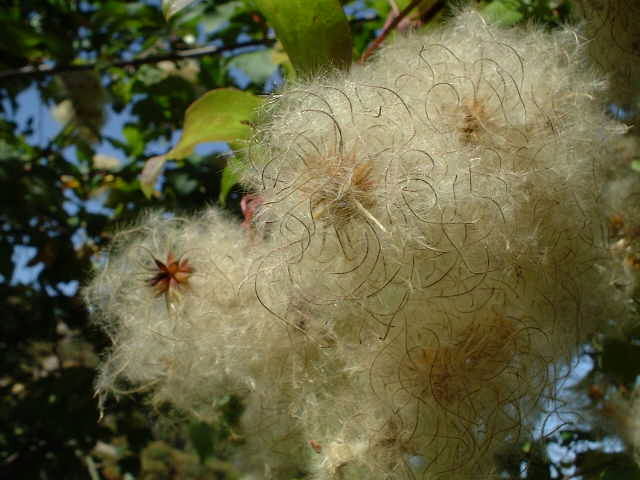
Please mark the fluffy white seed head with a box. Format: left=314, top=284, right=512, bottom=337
left=87, top=210, right=245, bottom=413
left=87, top=8, right=632, bottom=480
left=242, top=9, right=627, bottom=478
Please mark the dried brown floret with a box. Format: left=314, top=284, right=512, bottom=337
left=460, top=98, right=492, bottom=143
left=408, top=315, right=517, bottom=405
left=624, top=254, right=640, bottom=271
left=303, top=149, right=381, bottom=231
left=610, top=214, right=626, bottom=238
left=147, top=252, right=194, bottom=297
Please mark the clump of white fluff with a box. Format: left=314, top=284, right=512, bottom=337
left=86, top=208, right=346, bottom=477
left=87, top=8, right=630, bottom=480
left=244, top=9, right=626, bottom=479
left=86, top=209, right=257, bottom=414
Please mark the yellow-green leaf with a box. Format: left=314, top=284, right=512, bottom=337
left=251, top=0, right=352, bottom=77
left=166, top=88, right=262, bottom=160
left=139, top=155, right=166, bottom=198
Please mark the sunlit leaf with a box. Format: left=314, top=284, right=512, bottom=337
left=92, top=154, right=121, bottom=171
left=139, top=155, right=166, bottom=198
left=122, top=124, right=145, bottom=158
left=166, top=88, right=262, bottom=160
left=162, top=0, right=200, bottom=19
left=251, top=0, right=352, bottom=77
left=271, top=41, right=295, bottom=80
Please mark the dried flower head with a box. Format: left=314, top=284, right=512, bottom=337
left=305, top=149, right=379, bottom=231
left=86, top=8, right=634, bottom=480
left=147, top=252, right=194, bottom=297
left=405, top=314, right=518, bottom=406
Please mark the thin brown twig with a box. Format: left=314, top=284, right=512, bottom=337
left=0, top=39, right=275, bottom=81
left=359, top=0, right=445, bottom=64
left=1, top=14, right=384, bottom=82
left=359, top=0, right=423, bottom=64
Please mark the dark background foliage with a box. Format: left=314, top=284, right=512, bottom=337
left=1, top=1, right=638, bottom=479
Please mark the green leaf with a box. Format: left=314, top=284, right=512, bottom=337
left=251, top=0, right=352, bottom=77
left=169, top=172, right=198, bottom=195
left=139, top=155, right=166, bottom=199
left=122, top=124, right=145, bottom=158
left=218, top=154, right=245, bottom=206
left=200, top=1, right=247, bottom=32
left=189, top=421, right=215, bottom=464
left=482, top=0, right=523, bottom=26
left=162, top=0, right=199, bottom=19
left=167, top=88, right=262, bottom=160
left=134, top=65, right=168, bottom=87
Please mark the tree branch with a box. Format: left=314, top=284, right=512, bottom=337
left=0, top=39, right=275, bottom=81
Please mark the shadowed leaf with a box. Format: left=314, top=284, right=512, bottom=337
left=219, top=153, right=244, bottom=206
left=189, top=421, right=214, bottom=463
left=252, top=0, right=352, bottom=77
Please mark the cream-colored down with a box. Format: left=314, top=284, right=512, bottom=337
left=86, top=9, right=632, bottom=480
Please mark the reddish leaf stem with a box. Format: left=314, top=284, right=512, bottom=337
left=359, top=0, right=424, bottom=64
